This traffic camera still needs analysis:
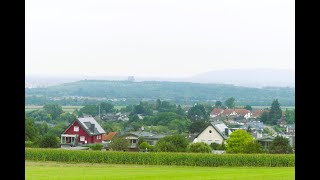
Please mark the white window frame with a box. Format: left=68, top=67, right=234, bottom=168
left=74, top=126, right=79, bottom=132
left=80, top=136, right=85, bottom=141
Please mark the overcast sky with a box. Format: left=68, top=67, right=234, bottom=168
left=25, top=0, right=294, bottom=78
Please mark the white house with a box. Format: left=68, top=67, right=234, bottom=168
left=192, top=121, right=232, bottom=145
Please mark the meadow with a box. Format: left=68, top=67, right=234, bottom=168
left=26, top=161, right=295, bottom=180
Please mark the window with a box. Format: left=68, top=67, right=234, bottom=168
left=80, top=136, right=85, bottom=141
left=132, top=139, right=137, bottom=143
left=209, top=130, right=212, bottom=133
left=97, top=135, right=101, bottom=140
left=74, top=126, right=79, bottom=132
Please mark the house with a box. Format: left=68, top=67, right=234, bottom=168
left=210, top=108, right=224, bottom=118
left=286, top=124, right=295, bottom=135
left=256, top=136, right=275, bottom=150
left=192, top=121, right=232, bottom=145
left=102, top=132, right=117, bottom=148
left=240, top=121, right=264, bottom=139
left=234, top=109, right=252, bottom=119
left=251, top=110, right=266, bottom=119
left=124, top=130, right=165, bottom=149
left=223, top=109, right=236, bottom=117
left=60, top=117, right=106, bottom=147
left=278, top=117, right=287, bottom=128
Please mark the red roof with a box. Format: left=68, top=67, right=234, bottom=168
left=252, top=110, right=268, bottom=117
left=210, top=108, right=224, bottom=115
left=223, top=109, right=234, bottom=115
left=102, top=132, right=117, bottom=141
left=234, top=109, right=251, bottom=116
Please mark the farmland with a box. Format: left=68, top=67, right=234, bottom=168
left=26, top=161, right=294, bottom=180
left=25, top=105, right=125, bottom=113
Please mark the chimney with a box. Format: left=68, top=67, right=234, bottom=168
left=90, top=123, right=95, bottom=132
left=225, top=128, right=229, bottom=136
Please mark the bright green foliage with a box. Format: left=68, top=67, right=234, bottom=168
left=139, top=142, right=150, bottom=150
left=25, top=148, right=295, bottom=167
left=226, top=129, right=254, bottom=153
left=269, top=136, right=293, bottom=154
left=225, top=97, right=236, bottom=108
left=109, top=137, right=129, bottom=151
left=43, top=103, right=63, bottom=120
left=188, top=142, right=212, bottom=153
left=25, top=118, right=39, bottom=141
left=89, top=144, right=103, bottom=151
left=156, top=135, right=189, bottom=152
left=38, top=134, right=60, bottom=148
left=137, top=137, right=146, bottom=146
left=269, top=99, right=282, bottom=125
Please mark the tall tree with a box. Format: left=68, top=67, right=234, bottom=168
left=224, top=97, right=236, bottom=109
left=25, top=117, right=39, bottom=141
left=100, top=102, right=114, bottom=114
left=215, top=101, right=222, bottom=108
left=78, top=105, right=98, bottom=117
left=187, top=104, right=208, bottom=121
left=269, top=136, right=293, bottom=154
left=43, top=103, right=63, bottom=120
left=269, top=99, right=282, bottom=125
left=260, top=111, right=270, bottom=124
left=244, top=105, right=252, bottom=110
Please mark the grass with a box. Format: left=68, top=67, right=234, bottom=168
left=25, top=106, right=83, bottom=113
left=25, top=161, right=294, bottom=180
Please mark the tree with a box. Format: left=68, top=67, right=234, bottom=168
left=39, top=134, right=60, bottom=148
left=269, top=99, right=282, bottom=125
left=215, top=101, right=222, bottom=108
left=57, top=112, right=77, bottom=123
left=226, top=129, right=260, bottom=153
left=109, top=137, right=129, bottom=151
left=188, top=142, right=212, bottom=153
left=168, top=119, right=191, bottom=134
left=43, top=103, right=63, bottom=120
left=244, top=105, right=252, bottom=110
left=243, top=141, right=263, bottom=153
left=189, top=121, right=208, bottom=133
left=187, top=104, right=208, bottom=121
left=25, top=117, right=39, bottom=141
left=36, top=122, right=49, bottom=135
left=259, top=111, right=270, bottom=124
left=224, top=97, right=235, bottom=109
left=156, top=135, right=189, bottom=152
left=100, top=102, right=114, bottom=114
left=137, top=136, right=146, bottom=146
left=269, top=136, right=293, bottom=154
left=139, top=142, right=150, bottom=151
left=285, top=109, right=295, bottom=124
left=78, top=105, right=98, bottom=117
left=176, top=105, right=185, bottom=116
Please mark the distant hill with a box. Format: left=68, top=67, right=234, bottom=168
left=25, top=80, right=295, bottom=106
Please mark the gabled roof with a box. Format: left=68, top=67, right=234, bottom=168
left=223, top=109, right=234, bottom=115
left=195, top=121, right=231, bottom=140
left=63, top=117, right=106, bottom=136
left=240, top=121, right=264, bottom=130
left=252, top=110, right=267, bottom=117
left=210, top=108, right=224, bottom=115
left=234, top=109, right=251, bottom=116
left=102, top=132, right=117, bottom=141
left=125, top=131, right=165, bottom=139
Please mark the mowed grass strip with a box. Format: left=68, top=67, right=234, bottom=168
left=25, top=161, right=295, bottom=180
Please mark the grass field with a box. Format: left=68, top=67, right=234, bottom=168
left=25, top=105, right=125, bottom=113
left=26, top=161, right=294, bottom=180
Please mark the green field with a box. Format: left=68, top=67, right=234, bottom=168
left=26, top=161, right=295, bottom=180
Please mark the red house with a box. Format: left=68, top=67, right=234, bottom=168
left=60, top=117, right=106, bottom=147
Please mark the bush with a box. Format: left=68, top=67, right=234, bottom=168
left=269, top=136, right=293, bottom=154
left=25, top=141, right=34, bottom=148
left=26, top=148, right=295, bottom=167
left=139, top=142, right=149, bottom=151
left=89, top=144, right=103, bottom=151
left=210, top=142, right=226, bottom=150
left=188, top=142, right=212, bottom=153
left=39, top=134, right=60, bottom=148
left=156, top=135, right=189, bottom=152
left=109, top=137, right=129, bottom=151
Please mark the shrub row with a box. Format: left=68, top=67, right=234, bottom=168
left=25, top=148, right=294, bottom=167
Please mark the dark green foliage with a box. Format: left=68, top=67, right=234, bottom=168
left=260, top=111, right=270, bottom=124
left=78, top=105, right=98, bottom=117
left=109, top=137, right=129, bottom=151
left=168, top=119, right=191, bottom=134
left=156, top=135, right=189, bottom=152
left=25, top=117, right=39, bottom=141
left=57, top=112, right=77, bottom=123
left=187, top=104, right=208, bottom=121
left=210, top=142, right=226, bottom=150
left=244, top=105, right=252, bottom=110
left=188, top=142, right=212, bottom=153
left=89, top=144, right=103, bottom=151
left=189, top=121, right=208, bottom=133
left=243, top=141, right=263, bottom=154
left=225, top=97, right=236, bottom=108
left=269, top=136, right=293, bottom=154
left=131, top=102, right=153, bottom=116
left=26, top=148, right=295, bottom=167
left=25, top=80, right=295, bottom=106
left=43, top=103, right=63, bottom=120
left=137, top=137, right=146, bottom=146
left=38, top=134, right=60, bottom=148
left=215, top=101, right=222, bottom=107
left=269, top=99, right=282, bottom=125
left=36, top=122, right=49, bottom=135
left=26, top=110, right=52, bottom=122
left=285, top=109, right=295, bottom=124
left=100, top=102, right=114, bottom=113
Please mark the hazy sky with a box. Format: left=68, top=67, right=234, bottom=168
left=25, top=0, right=294, bottom=77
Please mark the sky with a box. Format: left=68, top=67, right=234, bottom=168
left=25, top=0, right=295, bottom=78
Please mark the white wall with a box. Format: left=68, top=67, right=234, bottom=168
left=193, top=125, right=224, bottom=144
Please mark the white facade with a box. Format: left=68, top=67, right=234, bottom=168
left=193, top=125, right=224, bottom=144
